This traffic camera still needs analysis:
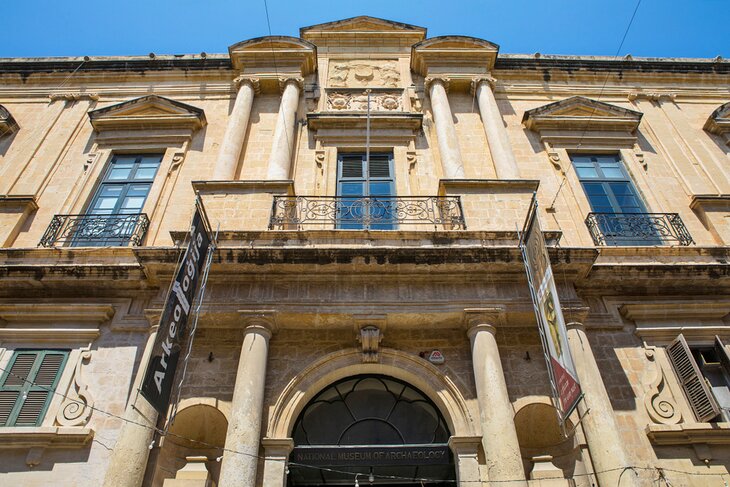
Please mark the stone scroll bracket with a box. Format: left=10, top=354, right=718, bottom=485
left=55, top=350, right=95, bottom=427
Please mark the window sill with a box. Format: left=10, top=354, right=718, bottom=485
left=0, top=426, right=94, bottom=449
left=646, top=423, right=730, bottom=445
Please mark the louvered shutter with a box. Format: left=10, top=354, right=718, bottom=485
left=667, top=335, right=720, bottom=422
left=340, top=155, right=364, bottom=178
left=368, top=155, right=392, bottom=178
left=0, top=350, right=68, bottom=426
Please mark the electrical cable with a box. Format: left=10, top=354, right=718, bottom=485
left=1, top=362, right=729, bottom=484
left=575, top=0, right=643, bottom=149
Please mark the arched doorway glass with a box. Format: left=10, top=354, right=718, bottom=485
left=289, top=375, right=455, bottom=486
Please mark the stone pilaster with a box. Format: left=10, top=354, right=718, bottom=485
left=212, top=76, right=260, bottom=180
left=566, top=322, right=639, bottom=487
left=448, top=436, right=483, bottom=487
left=261, top=438, right=295, bottom=487
left=425, top=77, right=465, bottom=179
left=217, top=312, right=277, bottom=487
left=472, top=77, right=520, bottom=179
left=466, top=308, right=527, bottom=486
left=102, top=326, right=159, bottom=487
left=266, top=78, right=303, bottom=180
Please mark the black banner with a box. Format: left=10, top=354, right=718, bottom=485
left=291, top=445, right=451, bottom=467
left=141, top=208, right=211, bottom=414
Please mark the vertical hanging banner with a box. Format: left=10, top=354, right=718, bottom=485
left=519, top=195, right=582, bottom=421
left=141, top=203, right=212, bottom=415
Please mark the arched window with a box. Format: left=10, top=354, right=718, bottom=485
left=290, top=375, right=454, bottom=486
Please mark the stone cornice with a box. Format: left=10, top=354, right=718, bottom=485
left=88, top=94, right=206, bottom=134
left=0, top=303, right=115, bottom=324
left=0, top=427, right=94, bottom=449
left=0, top=195, right=38, bottom=211
left=228, top=36, right=317, bottom=75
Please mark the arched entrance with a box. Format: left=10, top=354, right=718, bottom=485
left=288, top=375, right=456, bottom=486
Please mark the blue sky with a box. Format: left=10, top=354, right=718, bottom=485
left=3, top=0, right=728, bottom=58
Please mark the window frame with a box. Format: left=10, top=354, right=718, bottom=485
left=336, top=152, right=396, bottom=230
left=0, top=349, right=70, bottom=427
left=666, top=334, right=730, bottom=423
left=570, top=153, right=649, bottom=215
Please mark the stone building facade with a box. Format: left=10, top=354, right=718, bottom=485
left=0, top=15, right=729, bottom=487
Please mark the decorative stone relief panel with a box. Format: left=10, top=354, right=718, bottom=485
left=326, top=91, right=403, bottom=112
left=328, top=60, right=401, bottom=88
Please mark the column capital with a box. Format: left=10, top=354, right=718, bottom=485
left=239, top=310, right=278, bottom=337
left=233, top=76, right=261, bottom=94
left=470, top=76, right=497, bottom=95
left=261, top=437, right=295, bottom=457
left=424, top=76, right=451, bottom=94
left=566, top=321, right=586, bottom=332
left=464, top=307, right=505, bottom=329
left=278, top=76, right=304, bottom=92
left=448, top=435, right=482, bottom=455
left=562, top=306, right=590, bottom=324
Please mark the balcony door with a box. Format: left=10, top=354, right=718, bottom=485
left=572, top=154, right=661, bottom=245
left=337, top=153, right=395, bottom=230
left=73, top=154, right=161, bottom=246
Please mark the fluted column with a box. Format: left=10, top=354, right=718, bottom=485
left=467, top=309, right=527, bottom=487
left=218, top=315, right=275, bottom=487
left=266, top=78, right=302, bottom=180
left=103, top=326, right=159, bottom=487
left=567, top=322, right=639, bottom=487
left=472, top=77, right=520, bottom=179
left=426, top=77, right=465, bottom=179
left=213, top=77, right=259, bottom=180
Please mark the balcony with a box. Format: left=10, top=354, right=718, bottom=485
left=585, top=212, right=694, bottom=246
left=268, top=196, right=466, bottom=231
left=39, top=213, right=150, bottom=247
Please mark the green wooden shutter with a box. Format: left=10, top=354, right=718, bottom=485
left=667, top=335, right=720, bottom=422
left=0, top=350, right=68, bottom=426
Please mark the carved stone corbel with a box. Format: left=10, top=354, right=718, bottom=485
left=168, top=152, right=185, bottom=175
left=358, top=326, right=383, bottom=363
left=55, top=351, right=95, bottom=427
left=407, top=151, right=417, bottom=174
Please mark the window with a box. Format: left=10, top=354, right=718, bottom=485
left=572, top=154, right=664, bottom=245
left=571, top=154, right=647, bottom=214
left=73, top=154, right=162, bottom=246
left=667, top=335, right=730, bottom=422
left=0, top=350, right=69, bottom=427
left=337, top=153, right=395, bottom=230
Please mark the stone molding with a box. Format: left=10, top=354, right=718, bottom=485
left=411, top=36, right=499, bottom=76
left=191, top=179, right=295, bottom=195
left=0, top=104, right=19, bottom=136
left=266, top=347, right=477, bottom=439
left=261, top=437, right=295, bottom=456
left=301, top=16, right=426, bottom=45
left=0, top=427, right=93, bottom=449
left=0, top=303, right=115, bottom=325
left=228, top=36, right=317, bottom=74
left=523, top=96, right=643, bottom=149
left=647, top=423, right=730, bottom=445
left=88, top=94, right=206, bottom=144
left=48, top=92, right=99, bottom=102
left=438, top=178, right=540, bottom=193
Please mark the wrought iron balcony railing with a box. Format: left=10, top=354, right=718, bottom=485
left=269, top=196, right=466, bottom=230
left=585, top=212, right=694, bottom=246
left=39, top=213, right=150, bottom=247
